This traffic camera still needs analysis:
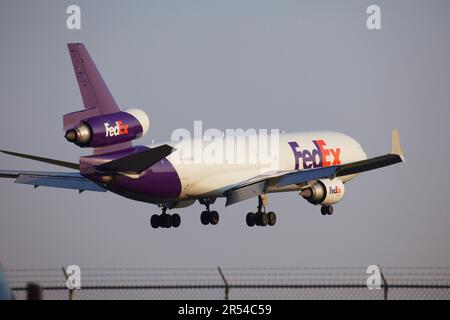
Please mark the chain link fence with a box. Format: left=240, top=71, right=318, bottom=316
left=5, top=267, right=450, bottom=300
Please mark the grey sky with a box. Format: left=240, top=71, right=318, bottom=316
left=1, top=0, right=449, bottom=270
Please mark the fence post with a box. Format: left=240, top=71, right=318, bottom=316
left=379, top=266, right=388, bottom=300
left=62, top=267, right=74, bottom=300
left=26, top=283, right=42, bottom=300
left=218, top=267, right=230, bottom=300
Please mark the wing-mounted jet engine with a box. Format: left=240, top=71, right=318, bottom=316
left=300, top=178, right=345, bottom=215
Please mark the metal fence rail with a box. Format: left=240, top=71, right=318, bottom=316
left=6, top=267, right=450, bottom=300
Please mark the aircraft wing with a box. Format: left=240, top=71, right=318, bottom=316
left=225, top=130, right=404, bottom=205
left=0, top=170, right=106, bottom=192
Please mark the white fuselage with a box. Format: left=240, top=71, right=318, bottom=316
left=151, top=131, right=367, bottom=200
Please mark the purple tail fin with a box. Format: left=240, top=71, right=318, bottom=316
left=63, top=43, right=132, bottom=155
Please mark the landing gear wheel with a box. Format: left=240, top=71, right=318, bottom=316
left=268, top=211, right=277, bottom=226
left=200, top=211, right=210, bottom=225
left=150, top=214, right=160, bottom=228
left=246, top=212, right=255, bottom=227
left=260, top=212, right=269, bottom=226
left=321, top=205, right=334, bottom=215
left=172, top=214, right=181, bottom=228
left=253, top=213, right=261, bottom=226
left=160, top=214, right=172, bottom=228
left=326, top=206, right=334, bottom=215
left=210, top=211, right=219, bottom=225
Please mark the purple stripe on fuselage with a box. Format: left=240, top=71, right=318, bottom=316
left=79, top=146, right=181, bottom=201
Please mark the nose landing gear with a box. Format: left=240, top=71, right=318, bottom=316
left=321, top=205, right=334, bottom=215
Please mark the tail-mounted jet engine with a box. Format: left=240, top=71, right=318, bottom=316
left=65, top=108, right=149, bottom=147
left=300, top=178, right=345, bottom=206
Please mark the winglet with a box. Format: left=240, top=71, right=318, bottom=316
left=391, top=129, right=405, bottom=161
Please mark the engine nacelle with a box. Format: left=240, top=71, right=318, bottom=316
left=65, top=108, right=149, bottom=147
left=300, top=178, right=345, bottom=205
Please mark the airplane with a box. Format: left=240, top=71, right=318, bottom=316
left=0, top=43, right=405, bottom=229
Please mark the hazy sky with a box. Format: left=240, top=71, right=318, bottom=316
left=1, top=0, right=449, bottom=271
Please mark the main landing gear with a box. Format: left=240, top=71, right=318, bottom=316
left=321, top=205, right=334, bottom=215
left=150, top=207, right=181, bottom=229
left=246, top=195, right=277, bottom=227
left=199, top=198, right=220, bottom=226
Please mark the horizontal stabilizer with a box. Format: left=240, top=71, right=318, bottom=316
left=96, top=144, right=175, bottom=174
left=1, top=150, right=79, bottom=170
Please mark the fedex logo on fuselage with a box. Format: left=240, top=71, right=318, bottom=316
left=288, top=140, right=341, bottom=170
left=104, top=121, right=128, bottom=137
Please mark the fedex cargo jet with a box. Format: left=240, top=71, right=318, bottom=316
left=0, top=43, right=404, bottom=229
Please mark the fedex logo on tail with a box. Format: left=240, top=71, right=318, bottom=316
left=288, top=140, right=341, bottom=170
left=104, top=121, right=129, bottom=137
